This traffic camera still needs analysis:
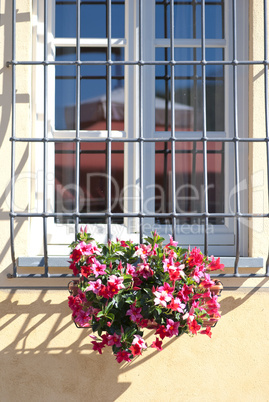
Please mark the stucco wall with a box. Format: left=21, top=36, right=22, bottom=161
left=0, top=1, right=269, bottom=401
left=1, top=288, right=269, bottom=402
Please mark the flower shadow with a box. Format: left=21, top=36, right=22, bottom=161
left=0, top=289, right=132, bottom=402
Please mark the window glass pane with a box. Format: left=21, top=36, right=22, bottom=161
left=55, top=48, right=76, bottom=130
left=81, top=1, right=106, bottom=38
left=80, top=0, right=125, bottom=38
left=55, top=142, right=124, bottom=224
left=56, top=0, right=76, bottom=38
left=155, top=1, right=224, bottom=40
left=155, top=47, right=224, bottom=131
left=155, top=141, right=224, bottom=225
left=56, top=1, right=124, bottom=39
left=112, top=2, right=125, bottom=38
left=55, top=47, right=124, bottom=130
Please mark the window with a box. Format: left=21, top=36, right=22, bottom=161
left=9, top=0, right=268, bottom=277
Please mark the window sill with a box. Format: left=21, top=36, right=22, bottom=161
left=16, top=256, right=264, bottom=269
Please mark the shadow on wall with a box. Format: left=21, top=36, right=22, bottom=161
left=1, top=284, right=269, bottom=402
left=0, top=289, right=181, bottom=402
left=220, top=277, right=269, bottom=316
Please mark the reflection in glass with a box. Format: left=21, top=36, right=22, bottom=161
left=155, top=142, right=224, bottom=225
left=56, top=1, right=125, bottom=39
left=55, top=142, right=124, bottom=224
left=55, top=47, right=124, bottom=130
left=156, top=0, right=224, bottom=40
left=155, top=48, right=224, bottom=132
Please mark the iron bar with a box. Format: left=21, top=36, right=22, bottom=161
left=8, top=60, right=269, bottom=67
left=264, top=0, right=269, bottom=275
left=9, top=212, right=269, bottom=219
left=139, top=0, right=144, bottom=243
left=10, top=0, right=17, bottom=277
left=232, top=0, right=240, bottom=275
left=43, top=0, right=49, bottom=276
left=170, top=0, right=176, bottom=238
left=10, top=136, right=269, bottom=143
left=75, top=0, right=81, bottom=236
left=106, top=0, right=112, bottom=241
left=201, top=0, right=209, bottom=254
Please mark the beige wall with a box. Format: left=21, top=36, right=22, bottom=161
left=0, top=1, right=269, bottom=401
left=1, top=288, right=269, bottom=402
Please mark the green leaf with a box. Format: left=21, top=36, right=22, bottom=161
left=96, top=311, right=104, bottom=318
left=105, top=300, right=114, bottom=314
left=106, top=313, right=115, bottom=321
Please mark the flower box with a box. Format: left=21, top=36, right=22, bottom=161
left=67, top=229, right=224, bottom=362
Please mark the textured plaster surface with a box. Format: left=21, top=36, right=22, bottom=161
left=0, top=288, right=269, bottom=402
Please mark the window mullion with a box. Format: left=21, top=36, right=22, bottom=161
left=75, top=0, right=81, bottom=236
left=107, top=0, right=112, bottom=240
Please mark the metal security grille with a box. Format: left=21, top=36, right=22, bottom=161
left=7, top=0, right=269, bottom=278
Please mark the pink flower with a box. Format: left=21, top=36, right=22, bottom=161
left=136, top=263, right=154, bottom=279
left=85, top=279, right=102, bottom=294
left=165, top=319, right=180, bottom=337
left=192, top=265, right=206, bottom=282
left=151, top=337, right=163, bottom=351
left=157, top=282, right=174, bottom=298
left=135, top=244, right=152, bottom=260
left=126, top=304, right=143, bottom=322
left=107, top=333, right=122, bottom=348
left=163, top=256, right=174, bottom=272
left=154, top=290, right=172, bottom=307
left=167, top=235, right=178, bottom=247
left=130, top=335, right=147, bottom=356
left=108, top=275, right=125, bottom=289
left=91, top=259, right=107, bottom=277
left=167, top=297, right=185, bottom=313
left=132, top=335, right=147, bottom=349
left=126, top=263, right=136, bottom=276
left=75, top=310, right=91, bottom=327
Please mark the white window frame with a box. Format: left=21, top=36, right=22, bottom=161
left=30, top=0, right=249, bottom=257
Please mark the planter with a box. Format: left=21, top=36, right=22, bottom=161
left=68, top=280, right=79, bottom=296
left=209, top=280, right=223, bottom=296
left=67, top=231, right=224, bottom=362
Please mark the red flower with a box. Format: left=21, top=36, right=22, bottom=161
left=188, top=319, right=201, bottom=335
left=91, top=341, right=105, bottom=354
left=151, top=337, right=163, bottom=351
left=70, top=248, right=82, bottom=263
left=155, top=325, right=167, bottom=340
left=208, top=256, right=224, bottom=271
left=69, top=262, right=79, bottom=276
left=200, top=326, right=212, bottom=338
left=188, top=247, right=204, bottom=268
left=130, top=343, right=142, bottom=356
left=116, top=350, right=132, bottom=363
left=81, top=265, right=92, bottom=278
